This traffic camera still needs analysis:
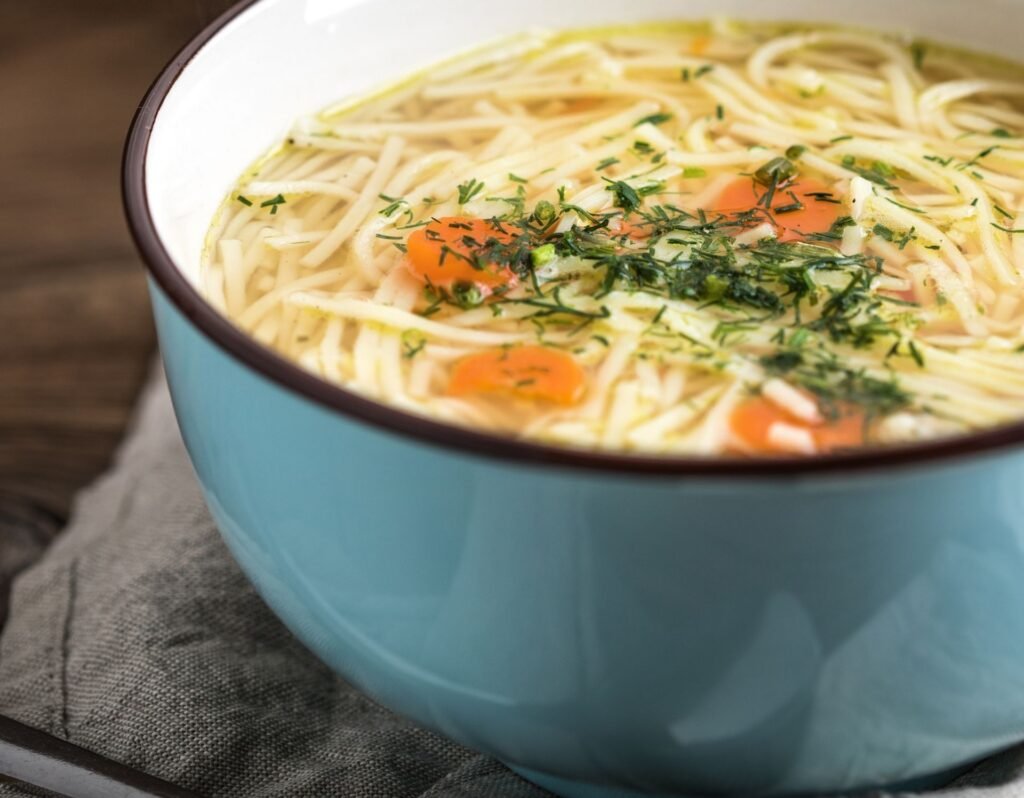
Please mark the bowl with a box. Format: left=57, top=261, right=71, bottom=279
left=124, top=1, right=1024, bottom=795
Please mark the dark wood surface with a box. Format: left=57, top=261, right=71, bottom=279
left=0, top=1, right=236, bottom=529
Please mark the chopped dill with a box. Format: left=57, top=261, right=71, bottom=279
left=910, top=41, right=927, bottom=70
left=885, top=197, right=925, bottom=214
left=260, top=194, right=287, bottom=214
left=401, top=330, right=427, bottom=359
left=635, top=112, right=673, bottom=127
left=841, top=156, right=897, bottom=189
left=379, top=194, right=407, bottom=216
left=457, top=179, right=485, bottom=204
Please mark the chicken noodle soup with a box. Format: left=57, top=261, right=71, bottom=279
left=203, top=22, right=1024, bottom=456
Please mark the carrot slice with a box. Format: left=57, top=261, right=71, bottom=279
left=813, top=408, right=867, bottom=451
left=613, top=218, right=651, bottom=240
left=448, top=346, right=586, bottom=405
left=730, top=396, right=866, bottom=454
left=714, top=177, right=840, bottom=243
left=406, top=216, right=518, bottom=291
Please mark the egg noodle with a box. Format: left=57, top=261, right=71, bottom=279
left=203, top=22, right=1024, bottom=456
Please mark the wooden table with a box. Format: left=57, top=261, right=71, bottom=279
left=0, top=1, right=236, bottom=536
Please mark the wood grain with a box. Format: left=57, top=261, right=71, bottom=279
left=0, top=1, right=237, bottom=525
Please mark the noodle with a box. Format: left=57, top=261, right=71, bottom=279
left=203, top=22, right=1024, bottom=456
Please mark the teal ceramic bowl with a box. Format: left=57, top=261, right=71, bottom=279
left=124, top=1, right=1024, bottom=795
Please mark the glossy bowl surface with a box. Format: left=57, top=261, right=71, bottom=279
left=126, top=2, right=1024, bottom=795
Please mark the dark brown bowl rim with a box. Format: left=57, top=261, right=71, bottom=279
left=122, top=0, right=1024, bottom=478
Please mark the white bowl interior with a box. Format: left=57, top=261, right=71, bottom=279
left=147, top=0, right=1024, bottom=287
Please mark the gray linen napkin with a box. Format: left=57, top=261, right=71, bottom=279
left=0, top=364, right=1023, bottom=798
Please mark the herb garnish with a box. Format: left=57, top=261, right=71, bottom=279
left=457, top=179, right=485, bottom=205
left=841, top=157, right=897, bottom=189
left=910, top=41, right=927, bottom=70
left=635, top=112, right=673, bottom=127
left=260, top=194, right=287, bottom=214
left=993, top=223, right=1024, bottom=234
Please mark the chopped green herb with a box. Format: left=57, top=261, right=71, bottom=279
left=451, top=281, right=485, bottom=308
left=596, top=157, right=620, bottom=171
left=604, top=179, right=664, bottom=213
left=635, top=112, right=673, bottom=127
left=805, top=191, right=841, bottom=204
left=841, top=157, right=897, bottom=189
left=457, top=179, right=485, bottom=205
left=532, top=200, right=557, bottom=227
left=785, top=144, right=807, bottom=160
left=885, top=197, right=925, bottom=214
left=531, top=243, right=557, bottom=268
left=910, top=41, right=927, bottom=70
left=236, top=195, right=253, bottom=207
left=959, top=145, right=999, bottom=171
left=378, top=194, right=408, bottom=217
left=683, top=166, right=707, bottom=179
left=260, top=194, right=287, bottom=214
left=606, top=181, right=641, bottom=213
left=909, top=340, right=925, bottom=367
left=872, top=161, right=896, bottom=178
left=754, top=157, right=797, bottom=187
left=401, top=330, right=427, bottom=359
left=873, top=223, right=895, bottom=242
left=753, top=157, right=798, bottom=208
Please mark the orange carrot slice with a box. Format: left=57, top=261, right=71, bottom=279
left=714, top=177, right=840, bottom=243
left=812, top=409, right=867, bottom=452
left=612, top=218, right=651, bottom=240
left=406, top=216, right=518, bottom=291
left=448, top=346, right=586, bottom=405
left=730, top=396, right=866, bottom=454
